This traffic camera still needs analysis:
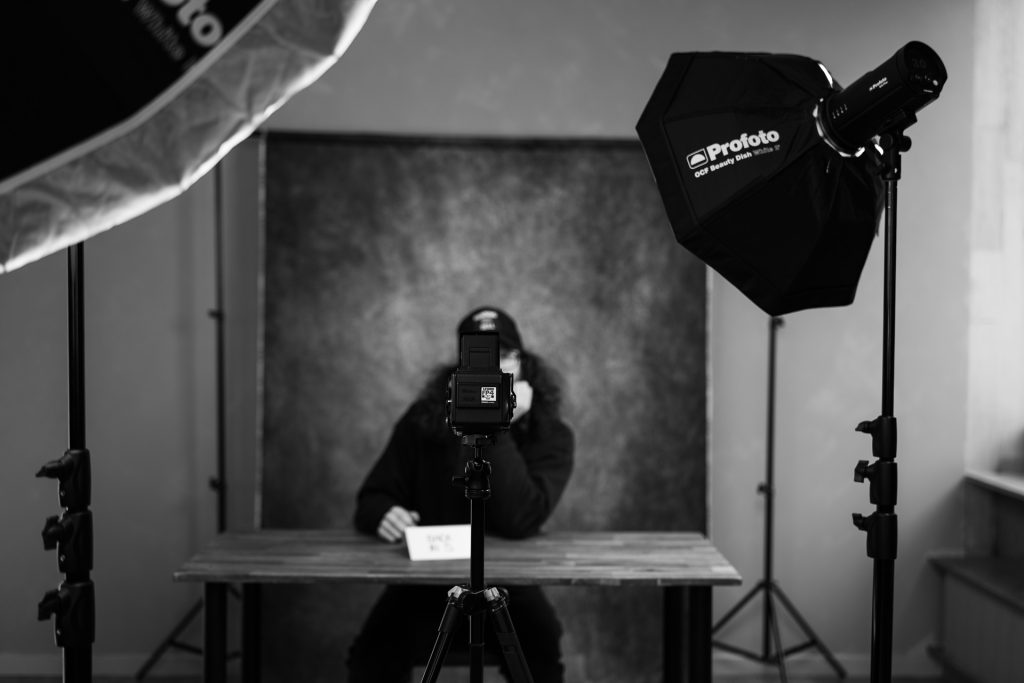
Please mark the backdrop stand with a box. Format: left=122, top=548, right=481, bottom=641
left=711, top=316, right=845, bottom=682
left=136, top=165, right=239, bottom=681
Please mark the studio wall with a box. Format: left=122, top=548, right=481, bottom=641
left=0, top=0, right=977, bottom=677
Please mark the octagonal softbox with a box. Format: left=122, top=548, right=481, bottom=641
left=636, top=51, right=884, bottom=316
left=0, top=0, right=375, bottom=274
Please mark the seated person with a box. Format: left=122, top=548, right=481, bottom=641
left=348, top=306, right=575, bottom=683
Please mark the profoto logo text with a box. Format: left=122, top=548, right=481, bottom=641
left=687, top=130, right=781, bottom=178
left=160, top=0, right=225, bottom=47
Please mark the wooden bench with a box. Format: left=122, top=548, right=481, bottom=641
left=174, top=529, right=741, bottom=683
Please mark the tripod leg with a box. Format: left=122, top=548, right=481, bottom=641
left=421, top=590, right=463, bottom=683
left=764, top=591, right=789, bottom=683
left=712, top=579, right=768, bottom=634
left=770, top=583, right=846, bottom=678
left=135, top=598, right=204, bottom=680
left=484, top=588, right=535, bottom=683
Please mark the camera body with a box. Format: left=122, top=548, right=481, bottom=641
left=446, top=332, right=516, bottom=437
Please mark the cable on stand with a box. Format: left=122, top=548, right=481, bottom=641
left=711, top=316, right=845, bottom=681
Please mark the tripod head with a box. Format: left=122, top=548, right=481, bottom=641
left=452, top=434, right=494, bottom=501
left=461, top=434, right=496, bottom=449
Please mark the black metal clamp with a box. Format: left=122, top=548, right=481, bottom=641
left=37, top=448, right=91, bottom=510
left=852, top=417, right=898, bottom=561
left=41, top=511, right=93, bottom=576
left=37, top=448, right=96, bottom=652
left=38, top=582, right=96, bottom=648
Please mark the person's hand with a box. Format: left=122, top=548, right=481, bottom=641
left=377, top=505, right=420, bottom=543
left=511, top=380, right=533, bottom=422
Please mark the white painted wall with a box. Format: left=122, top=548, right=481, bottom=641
left=965, top=0, right=1024, bottom=476
left=0, top=0, right=989, bottom=677
left=0, top=182, right=218, bottom=673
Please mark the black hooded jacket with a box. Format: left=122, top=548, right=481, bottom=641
left=354, top=401, right=574, bottom=539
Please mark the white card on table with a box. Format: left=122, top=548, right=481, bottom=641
left=404, top=524, right=472, bottom=561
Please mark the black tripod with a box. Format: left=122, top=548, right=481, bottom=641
left=421, top=434, right=534, bottom=683
left=711, top=316, right=845, bottom=682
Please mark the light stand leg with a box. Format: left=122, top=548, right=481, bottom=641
left=711, top=580, right=763, bottom=642
left=764, top=591, right=788, bottom=683
left=135, top=599, right=205, bottom=679
left=770, top=583, right=844, bottom=673
left=712, top=316, right=845, bottom=680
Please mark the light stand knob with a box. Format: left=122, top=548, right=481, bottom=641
left=36, top=449, right=91, bottom=510
left=37, top=582, right=95, bottom=648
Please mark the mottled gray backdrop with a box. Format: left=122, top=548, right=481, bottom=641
left=260, top=133, right=707, bottom=682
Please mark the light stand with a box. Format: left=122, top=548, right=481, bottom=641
left=135, top=164, right=237, bottom=680
left=421, top=434, right=533, bottom=683
left=36, top=243, right=96, bottom=682
left=851, top=124, right=911, bottom=683
left=634, top=40, right=944, bottom=683
left=712, top=317, right=845, bottom=681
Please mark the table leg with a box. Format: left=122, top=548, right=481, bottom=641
left=663, top=586, right=712, bottom=683
left=242, top=584, right=262, bottom=683
left=663, top=586, right=683, bottom=683
left=687, top=587, right=712, bottom=683
left=204, top=583, right=227, bottom=683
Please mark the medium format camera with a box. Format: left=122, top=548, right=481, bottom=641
left=446, top=332, right=516, bottom=437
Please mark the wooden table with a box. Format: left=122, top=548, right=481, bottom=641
left=174, top=529, right=741, bottom=683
